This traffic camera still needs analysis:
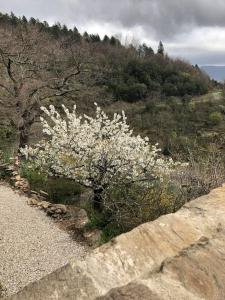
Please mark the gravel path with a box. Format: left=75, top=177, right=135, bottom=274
left=0, top=183, right=86, bottom=297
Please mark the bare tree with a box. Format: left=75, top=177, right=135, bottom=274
left=0, top=24, right=90, bottom=148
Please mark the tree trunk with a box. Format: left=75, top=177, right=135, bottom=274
left=18, top=126, right=29, bottom=149
left=93, top=187, right=104, bottom=211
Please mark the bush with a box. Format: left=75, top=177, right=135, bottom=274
left=21, top=161, right=81, bottom=204
left=98, top=180, right=185, bottom=233
left=113, top=82, right=147, bottom=102
left=0, top=150, right=12, bottom=180
left=208, top=111, right=223, bottom=125
left=85, top=209, right=123, bottom=243
left=0, top=126, right=17, bottom=155
left=21, top=162, right=48, bottom=191
left=173, top=146, right=225, bottom=200
left=46, top=177, right=81, bottom=203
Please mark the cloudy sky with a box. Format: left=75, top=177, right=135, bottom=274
left=0, top=0, right=225, bottom=65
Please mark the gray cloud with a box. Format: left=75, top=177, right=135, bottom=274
left=2, top=0, right=225, bottom=38
left=1, top=0, right=225, bottom=64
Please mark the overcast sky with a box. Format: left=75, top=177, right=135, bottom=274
left=0, top=0, right=225, bottom=65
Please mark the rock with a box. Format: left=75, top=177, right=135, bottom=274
left=9, top=184, right=225, bottom=300
left=83, top=229, right=102, bottom=247
left=15, top=175, right=21, bottom=181
left=12, top=171, right=19, bottom=176
left=6, top=165, right=15, bottom=172
left=15, top=181, right=23, bottom=187
left=27, top=198, right=39, bottom=206
left=36, top=195, right=46, bottom=202
left=30, top=190, right=39, bottom=195
left=77, top=209, right=88, bottom=219
left=39, top=190, right=49, bottom=198
left=67, top=206, right=82, bottom=218
left=51, top=214, right=59, bottom=219
left=30, top=194, right=40, bottom=201
left=75, top=217, right=89, bottom=229
left=53, top=204, right=67, bottom=214
left=39, top=201, right=51, bottom=210
left=97, top=283, right=161, bottom=300
left=67, top=206, right=87, bottom=218
left=0, top=163, right=9, bottom=168
left=46, top=207, right=56, bottom=215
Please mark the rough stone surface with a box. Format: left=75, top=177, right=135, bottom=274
left=8, top=184, right=225, bottom=299
left=0, top=183, right=86, bottom=298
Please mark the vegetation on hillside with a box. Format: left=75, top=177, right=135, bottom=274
left=0, top=12, right=211, bottom=149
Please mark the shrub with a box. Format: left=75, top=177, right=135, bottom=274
left=0, top=150, right=12, bottom=180
left=113, top=82, right=147, bottom=102
left=208, top=111, right=223, bottom=125
left=21, top=161, right=81, bottom=204
left=85, top=209, right=123, bottom=243
left=21, top=162, right=48, bottom=191
left=46, top=177, right=81, bottom=203
left=173, top=146, right=225, bottom=200
left=0, top=126, right=17, bottom=155
left=100, top=180, right=185, bottom=232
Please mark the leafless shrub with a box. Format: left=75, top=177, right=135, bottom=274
left=101, top=179, right=185, bottom=231
left=173, top=144, right=225, bottom=200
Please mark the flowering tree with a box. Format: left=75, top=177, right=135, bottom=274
left=22, top=104, right=178, bottom=209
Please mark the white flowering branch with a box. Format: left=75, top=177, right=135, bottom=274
left=21, top=103, right=182, bottom=209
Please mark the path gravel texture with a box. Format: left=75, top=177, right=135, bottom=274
left=0, top=183, right=86, bottom=297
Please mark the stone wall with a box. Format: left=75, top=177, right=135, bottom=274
left=9, top=184, right=225, bottom=300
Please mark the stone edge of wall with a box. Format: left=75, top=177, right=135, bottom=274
left=9, top=184, right=225, bottom=300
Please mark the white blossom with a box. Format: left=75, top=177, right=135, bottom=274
left=21, top=104, right=182, bottom=189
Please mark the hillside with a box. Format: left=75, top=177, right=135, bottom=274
left=0, top=12, right=212, bottom=151
left=0, top=12, right=224, bottom=168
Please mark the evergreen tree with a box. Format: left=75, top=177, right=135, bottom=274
left=103, top=35, right=110, bottom=43
left=22, top=16, right=28, bottom=24
left=62, top=24, right=69, bottom=35
left=29, top=17, right=36, bottom=25
left=157, top=41, right=164, bottom=56
left=83, top=31, right=90, bottom=42
left=10, top=12, right=18, bottom=26
left=110, top=36, right=118, bottom=46
left=138, top=43, right=154, bottom=58
left=43, top=21, right=49, bottom=28
left=90, top=34, right=101, bottom=43
left=73, top=26, right=81, bottom=42
left=51, top=23, right=61, bottom=38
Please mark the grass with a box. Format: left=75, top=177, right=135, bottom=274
left=84, top=209, right=124, bottom=244
left=21, top=161, right=82, bottom=204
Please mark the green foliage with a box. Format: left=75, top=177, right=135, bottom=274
left=84, top=180, right=185, bottom=243
left=108, top=57, right=210, bottom=101
left=0, top=150, right=13, bottom=180
left=85, top=209, right=123, bottom=243
left=0, top=126, right=17, bottom=154
left=0, top=11, right=211, bottom=105
left=157, top=40, right=164, bottom=55
left=208, top=111, right=223, bottom=125
left=100, top=181, right=184, bottom=231
left=45, top=178, right=81, bottom=204
left=100, top=224, right=123, bottom=244
left=21, top=162, right=48, bottom=191
left=113, top=82, right=147, bottom=102
left=21, top=161, right=81, bottom=204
